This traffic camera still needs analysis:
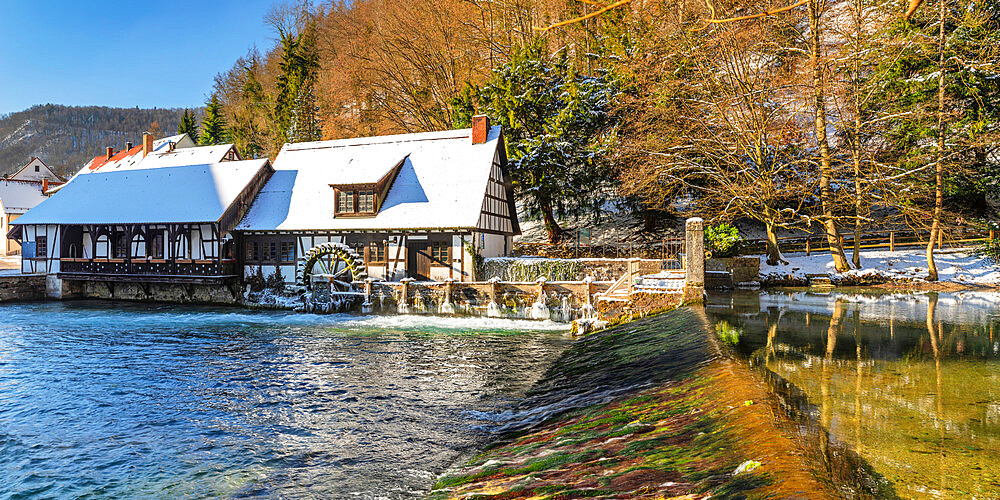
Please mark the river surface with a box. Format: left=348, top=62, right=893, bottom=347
left=707, top=289, right=1000, bottom=499
left=0, top=301, right=571, bottom=498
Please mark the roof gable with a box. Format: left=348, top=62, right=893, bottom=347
left=10, top=157, right=65, bottom=183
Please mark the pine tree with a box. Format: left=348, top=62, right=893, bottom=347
left=288, top=79, right=322, bottom=143
left=273, top=22, right=320, bottom=149
left=457, top=43, right=618, bottom=243
left=177, top=109, right=199, bottom=143
left=199, top=94, right=228, bottom=146
left=226, top=56, right=269, bottom=159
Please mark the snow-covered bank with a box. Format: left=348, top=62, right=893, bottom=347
left=760, top=247, right=1000, bottom=285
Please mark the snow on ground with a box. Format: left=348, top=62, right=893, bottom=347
left=761, top=247, right=1000, bottom=285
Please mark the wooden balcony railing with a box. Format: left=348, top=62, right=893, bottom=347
left=58, top=258, right=238, bottom=283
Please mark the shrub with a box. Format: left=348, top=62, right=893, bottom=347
left=705, top=223, right=743, bottom=258
left=247, top=266, right=266, bottom=292
left=265, top=266, right=285, bottom=292
left=978, top=237, right=1000, bottom=263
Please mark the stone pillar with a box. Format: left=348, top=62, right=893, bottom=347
left=685, top=217, right=705, bottom=288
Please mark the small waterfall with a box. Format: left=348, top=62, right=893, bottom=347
left=439, top=297, right=457, bottom=315
left=486, top=301, right=503, bottom=317
left=529, top=290, right=551, bottom=320
left=559, top=295, right=571, bottom=322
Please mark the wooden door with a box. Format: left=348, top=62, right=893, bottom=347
left=407, top=241, right=432, bottom=280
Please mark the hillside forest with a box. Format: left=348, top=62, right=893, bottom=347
left=169, top=0, right=999, bottom=277
left=0, top=105, right=184, bottom=178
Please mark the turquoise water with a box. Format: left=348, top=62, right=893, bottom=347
left=0, top=301, right=571, bottom=498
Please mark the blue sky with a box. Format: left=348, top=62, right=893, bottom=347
left=0, top=0, right=282, bottom=115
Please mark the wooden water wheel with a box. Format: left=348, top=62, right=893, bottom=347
left=297, top=242, right=368, bottom=291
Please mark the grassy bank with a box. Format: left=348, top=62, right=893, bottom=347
left=430, top=307, right=835, bottom=499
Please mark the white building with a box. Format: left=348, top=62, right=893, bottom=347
left=236, top=116, right=519, bottom=282
left=1, top=158, right=65, bottom=255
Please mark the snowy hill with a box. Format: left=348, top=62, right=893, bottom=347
left=0, top=104, right=187, bottom=177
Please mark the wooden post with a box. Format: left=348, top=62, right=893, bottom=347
left=805, top=238, right=811, bottom=256
left=889, top=231, right=895, bottom=252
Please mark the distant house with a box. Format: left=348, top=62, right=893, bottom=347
left=8, top=135, right=272, bottom=280
left=75, top=133, right=238, bottom=175
left=1, top=158, right=65, bottom=255
left=9, top=157, right=64, bottom=182
left=236, top=116, right=519, bottom=282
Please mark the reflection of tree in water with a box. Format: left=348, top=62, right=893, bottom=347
left=706, top=290, right=1000, bottom=498
left=926, top=293, right=947, bottom=495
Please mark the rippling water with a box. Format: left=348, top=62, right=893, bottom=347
left=707, top=289, right=1000, bottom=499
left=0, top=301, right=571, bottom=498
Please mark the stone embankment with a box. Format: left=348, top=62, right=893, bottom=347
left=0, top=274, right=46, bottom=302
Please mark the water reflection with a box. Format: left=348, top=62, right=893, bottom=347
left=0, top=301, right=571, bottom=498
left=708, top=289, right=1000, bottom=499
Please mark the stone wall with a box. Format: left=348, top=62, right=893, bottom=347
left=78, top=281, right=241, bottom=305
left=481, top=258, right=676, bottom=282
left=0, top=274, right=46, bottom=302
left=367, top=280, right=614, bottom=321
left=705, top=257, right=761, bottom=288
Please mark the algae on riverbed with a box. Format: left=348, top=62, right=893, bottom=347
left=431, top=308, right=837, bottom=499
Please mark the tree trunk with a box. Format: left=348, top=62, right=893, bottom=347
left=926, top=0, right=946, bottom=281
left=765, top=222, right=788, bottom=266
left=809, top=0, right=851, bottom=272
left=851, top=0, right=865, bottom=269
left=539, top=196, right=563, bottom=244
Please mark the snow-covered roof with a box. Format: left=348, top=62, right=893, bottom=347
left=13, top=159, right=270, bottom=225
left=237, top=126, right=504, bottom=232
left=0, top=179, right=48, bottom=215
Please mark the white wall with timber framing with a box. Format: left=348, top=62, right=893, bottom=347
left=240, top=229, right=509, bottom=284
left=20, top=224, right=60, bottom=274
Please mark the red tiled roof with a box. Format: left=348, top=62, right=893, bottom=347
left=88, top=145, right=143, bottom=171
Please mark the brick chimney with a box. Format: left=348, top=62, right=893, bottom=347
left=126, top=141, right=133, bottom=151
left=106, top=147, right=114, bottom=160
left=471, top=115, right=490, bottom=145
left=142, top=133, right=154, bottom=157
left=41, top=178, right=48, bottom=193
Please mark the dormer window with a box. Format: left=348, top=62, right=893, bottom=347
left=333, top=186, right=378, bottom=217
left=337, top=190, right=355, bottom=213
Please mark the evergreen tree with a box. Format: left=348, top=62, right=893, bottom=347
left=199, top=94, right=228, bottom=146
left=870, top=1, right=1000, bottom=211
left=454, top=43, right=619, bottom=243
left=288, top=79, right=322, bottom=143
left=273, top=22, right=320, bottom=149
left=177, top=109, right=199, bottom=143
left=226, top=57, right=269, bottom=158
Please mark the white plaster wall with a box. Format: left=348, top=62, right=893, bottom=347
left=20, top=224, right=59, bottom=274
left=479, top=232, right=506, bottom=258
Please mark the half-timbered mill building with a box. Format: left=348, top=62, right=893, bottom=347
left=236, top=116, right=519, bottom=282
left=8, top=155, right=272, bottom=284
